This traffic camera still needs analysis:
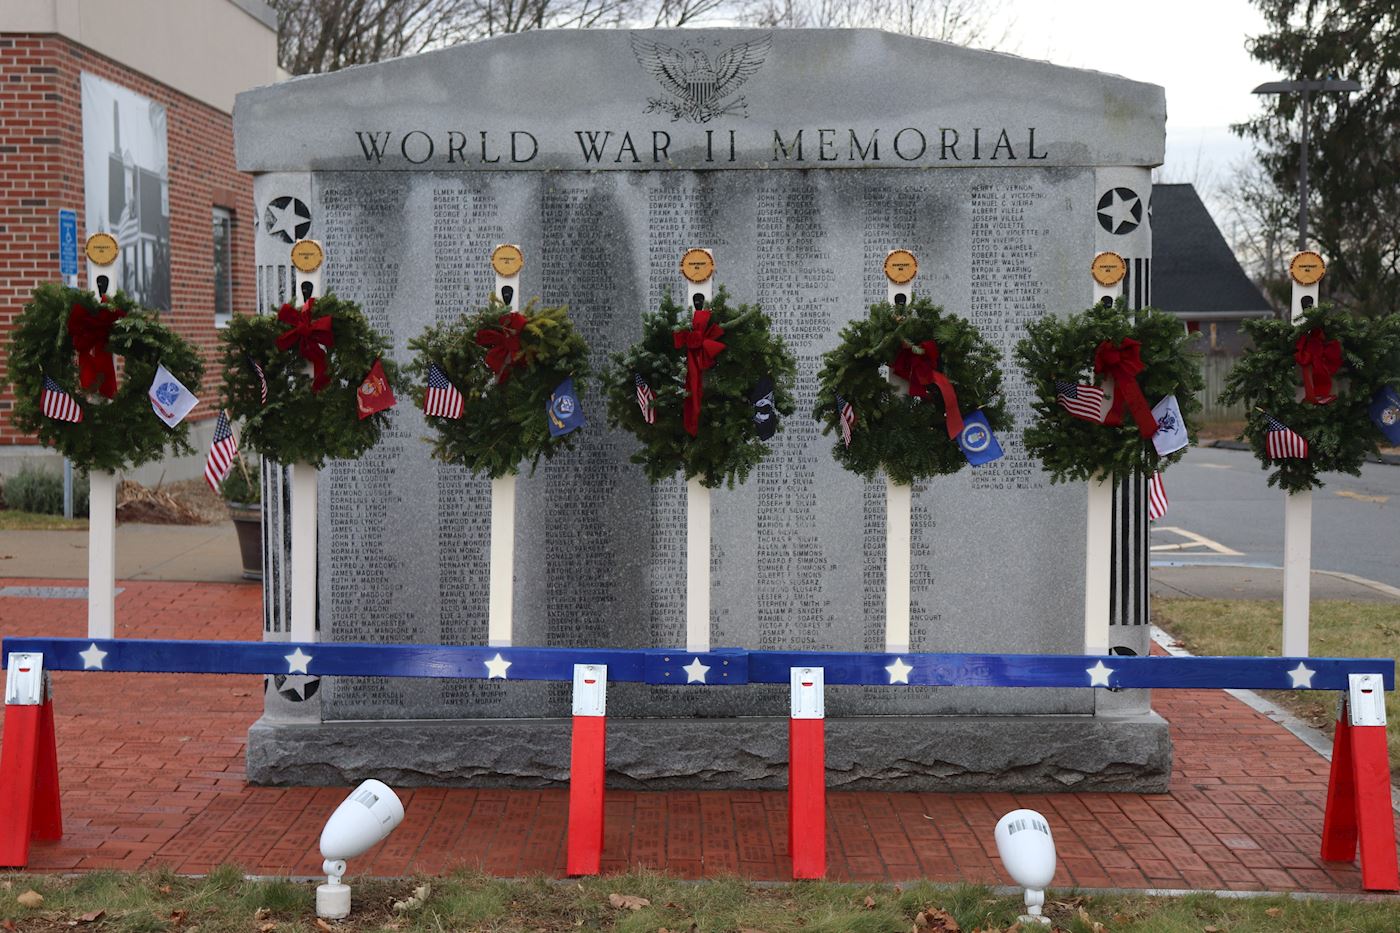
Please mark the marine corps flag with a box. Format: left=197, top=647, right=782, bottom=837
left=356, top=358, right=396, bottom=419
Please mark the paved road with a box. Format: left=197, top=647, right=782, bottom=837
left=1152, top=446, right=1399, bottom=590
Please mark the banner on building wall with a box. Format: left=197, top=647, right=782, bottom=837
left=81, top=72, right=170, bottom=310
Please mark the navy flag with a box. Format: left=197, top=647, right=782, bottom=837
left=956, top=410, right=1004, bottom=466
left=1371, top=385, right=1400, bottom=445
left=547, top=376, right=586, bottom=438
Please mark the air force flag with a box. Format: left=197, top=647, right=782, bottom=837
left=148, top=363, right=198, bottom=428
left=957, top=410, right=1003, bottom=466
left=547, top=376, right=586, bottom=438
left=1372, top=386, right=1400, bottom=444
left=1151, top=394, right=1189, bottom=456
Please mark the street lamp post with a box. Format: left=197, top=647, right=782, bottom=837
left=1252, top=79, right=1361, bottom=250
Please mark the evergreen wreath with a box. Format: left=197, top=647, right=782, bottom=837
left=1014, top=300, right=1204, bottom=483
left=813, top=297, right=1011, bottom=484
left=406, top=298, right=591, bottom=478
left=4, top=283, right=204, bottom=472
left=1219, top=304, right=1399, bottom=493
left=604, top=287, right=796, bottom=489
left=220, top=294, right=402, bottom=468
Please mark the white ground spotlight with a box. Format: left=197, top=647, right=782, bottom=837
left=316, top=780, right=405, bottom=920
left=993, top=808, right=1056, bottom=926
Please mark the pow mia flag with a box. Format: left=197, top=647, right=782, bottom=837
left=750, top=375, right=778, bottom=440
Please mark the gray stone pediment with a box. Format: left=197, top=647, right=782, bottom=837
left=234, top=28, right=1165, bottom=172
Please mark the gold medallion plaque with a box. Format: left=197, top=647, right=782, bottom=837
left=883, top=249, right=918, bottom=284
left=84, top=233, right=118, bottom=267
left=291, top=239, right=325, bottom=273
left=1091, top=251, right=1127, bottom=287
left=491, top=243, right=524, bottom=277
left=1289, top=251, right=1326, bottom=286
left=680, top=248, right=715, bottom=284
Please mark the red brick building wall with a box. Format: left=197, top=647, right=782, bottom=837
left=0, top=32, right=254, bottom=445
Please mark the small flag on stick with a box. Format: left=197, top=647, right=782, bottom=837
left=247, top=356, right=268, bottom=405
left=1264, top=412, right=1309, bottom=460
left=41, top=375, right=83, bottom=423
left=204, top=411, right=239, bottom=492
left=547, top=376, right=586, bottom=438
left=835, top=393, right=855, bottom=448
left=1147, top=471, right=1168, bottom=521
left=148, top=363, right=199, bottom=428
left=356, top=358, right=396, bottom=419
left=1055, top=380, right=1107, bottom=424
left=634, top=373, right=656, bottom=425
left=423, top=363, right=464, bottom=419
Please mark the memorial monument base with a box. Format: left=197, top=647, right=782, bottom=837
left=246, top=712, right=1171, bottom=793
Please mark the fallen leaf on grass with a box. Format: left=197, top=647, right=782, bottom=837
left=254, top=908, right=272, bottom=920
left=392, top=883, right=432, bottom=912
left=1265, top=907, right=1282, bottom=918
left=1203, top=927, right=1220, bottom=932
left=77, top=909, right=106, bottom=923
left=158, top=885, right=173, bottom=896
left=169, top=909, right=188, bottom=924
left=863, top=895, right=877, bottom=909
left=16, top=891, right=43, bottom=909
left=608, top=893, right=650, bottom=910
left=914, top=908, right=960, bottom=931
left=315, top=918, right=336, bottom=931
left=258, top=923, right=277, bottom=933
left=2, top=920, right=15, bottom=931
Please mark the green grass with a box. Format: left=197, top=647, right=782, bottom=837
left=4, top=870, right=1400, bottom=932
left=0, top=509, right=88, bottom=530
left=1154, top=597, right=1400, bottom=769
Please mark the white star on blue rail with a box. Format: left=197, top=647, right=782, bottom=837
left=485, top=653, right=512, bottom=679
left=79, top=642, right=108, bottom=670
left=683, top=657, right=710, bottom=683
left=284, top=647, right=313, bottom=674
left=885, top=657, right=913, bottom=684
left=1086, top=660, right=1114, bottom=687
left=1287, top=662, right=1315, bottom=689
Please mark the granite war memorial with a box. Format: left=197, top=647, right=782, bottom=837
left=235, top=28, right=1172, bottom=791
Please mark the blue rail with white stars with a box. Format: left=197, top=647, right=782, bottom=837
left=2, top=637, right=1391, bottom=692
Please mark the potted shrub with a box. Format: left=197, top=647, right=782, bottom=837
left=219, top=460, right=262, bottom=580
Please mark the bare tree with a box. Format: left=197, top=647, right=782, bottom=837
left=1218, top=158, right=1295, bottom=312
left=741, top=0, right=1011, bottom=49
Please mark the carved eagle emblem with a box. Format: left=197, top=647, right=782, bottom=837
left=629, top=34, right=773, bottom=123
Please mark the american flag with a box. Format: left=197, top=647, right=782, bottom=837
left=1265, top=413, right=1309, bottom=459
left=835, top=393, right=855, bottom=447
left=41, top=375, right=83, bottom=423
left=634, top=373, right=656, bottom=424
left=203, top=411, right=239, bottom=492
left=424, top=363, right=464, bottom=419
left=1147, top=471, right=1168, bottom=521
left=247, top=356, right=268, bottom=405
left=1054, top=380, right=1107, bottom=424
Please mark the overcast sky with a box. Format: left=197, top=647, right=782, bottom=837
left=990, top=0, right=1278, bottom=214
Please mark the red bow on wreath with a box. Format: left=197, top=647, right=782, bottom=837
left=1093, top=337, right=1158, bottom=438
left=275, top=299, right=335, bottom=393
left=1294, top=328, right=1341, bottom=405
left=892, top=340, right=965, bottom=439
left=673, top=308, right=726, bottom=437
left=67, top=302, right=127, bottom=399
left=475, top=312, right=529, bottom=384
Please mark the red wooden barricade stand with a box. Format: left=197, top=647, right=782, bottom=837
left=788, top=666, right=826, bottom=880
left=0, top=652, right=63, bottom=868
left=1320, top=673, right=1400, bottom=891
left=565, top=663, right=607, bottom=876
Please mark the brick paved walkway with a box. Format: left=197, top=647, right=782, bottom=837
left=1, top=578, right=1396, bottom=893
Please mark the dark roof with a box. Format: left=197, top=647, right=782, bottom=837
left=1151, top=183, right=1272, bottom=316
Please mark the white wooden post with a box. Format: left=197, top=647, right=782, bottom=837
left=681, top=248, right=714, bottom=653
left=288, top=239, right=326, bottom=644
left=1283, top=250, right=1324, bottom=657
left=489, top=244, right=524, bottom=647
left=1085, top=252, right=1126, bottom=655
left=83, top=233, right=120, bottom=639
left=884, top=249, right=917, bottom=654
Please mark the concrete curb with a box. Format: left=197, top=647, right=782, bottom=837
left=1204, top=438, right=1400, bottom=465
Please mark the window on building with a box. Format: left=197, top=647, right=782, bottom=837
left=213, top=207, right=233, bottom=328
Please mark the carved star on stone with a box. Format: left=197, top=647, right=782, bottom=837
left=485, top=652, right=512, bottom=679
left=265, top=201, right=302, bottom=240
left=1086, top=660, right=1114, bottom=687
left=885, top=657, right=913, bottom=684
left=1098, top=189, right=1140, bottom=233
left=683, top=657, right=710, bottom=683
left=1287, top=662, right=1315, bottom=689
left=284, top=647, right=313, bottom=674
left=79, top=642, right=108, bottom=670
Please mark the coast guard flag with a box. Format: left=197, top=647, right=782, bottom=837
left=1147, top=472, right=1168, bottom=521
left=203, top=411, right=239, bottom=492
left=1055, top=380, right=1107, bottom=424
left=956, top=410, right=1003, bottom=466
left=1371, top=385, right=1400, bottom=444
left=547, top=376, right=585, bottom=438
left=41, top=375, right=83, bottom=423
left=1151, top=394, right=1188, bottom=456
left=148, top=363, right=198, bottom=428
